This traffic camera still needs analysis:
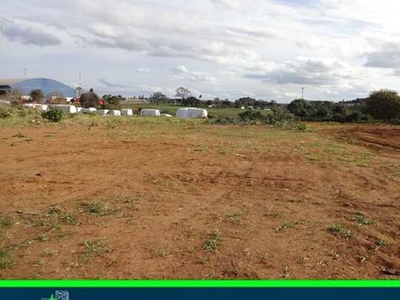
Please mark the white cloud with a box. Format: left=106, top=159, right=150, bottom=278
left=137, top=68, right=151, bottom=73
left=2, top=0, right=400, bottom=101
left=0, top=17, right=61, bottom=46
left=171, top=65, right=217, bottom=82
left=171, top=65, right=189, bottom=74
left=244, top=57, right=349, bottom=86
left=97, top=78, right=130, bottom=89
left=364, top=42, right=400, bottom=69
left=226, top=25, right=286, bottom=40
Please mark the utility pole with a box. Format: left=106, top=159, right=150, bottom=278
left=78, top=71, right=82, bottom=97
left=24, top=68, right=27, bottom=77
left=301, top=87, right=304, bottom=100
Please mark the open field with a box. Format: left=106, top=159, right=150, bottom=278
left=0, top=115, right=399, bottom=279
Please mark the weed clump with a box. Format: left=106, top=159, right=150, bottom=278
left=0, top=249, right=15, bottom=270
left=327, top=224, right=352, bottom=239
left=42, top=107, right=63, bottom=122
left=80, top=239, right=114, bottom=261
left=274, top=221, right=297, bottom=233
left=0, top=215, right=11, bottom=228
left=0, top=105, right=13, bottom=118
left=351, top=212, right=373, bottom=225
left=80, top=201, right=118, bottom=216
left=375, top=239, right=389, bottom=247
left=202, top=232, right=222, bottom=252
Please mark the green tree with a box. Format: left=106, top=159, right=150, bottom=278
left=235, top=97, right=256, bottom=108
left=366, top=89, right=400, bottom=121
left=102, top=94, right=122, bottom=110
left=287, top=99, right=309, bottom=118
left=30, top=89, right=44, bottom=103
left=41, top=107, right=63, bottom=122
left=149, top=92, right=168, bottom=104
left=221, top=99, right=232, bottom=108
left=175, top=87, right=191, bottom=100
left=212, top=97, right=221, bottom=108
left=332, top=104, right=348, bottom=122
left=181, top=96, right=201, bottom=107
left=80, top=88, right=99, bottom=108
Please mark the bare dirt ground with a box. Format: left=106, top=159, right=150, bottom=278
left=0, top=121, right=399, bottom=279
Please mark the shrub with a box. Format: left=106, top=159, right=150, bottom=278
left=238, top=107, right=294, bottom=126
left=287, top=99, right=373, bottom=123
left=0, top=105, right=12, bottom=118
left=213, top=116, right=239, bottom=125
left=10, top=100, right=22, bottom=108
left=390, top=118, right=400, bottom=125
left=344, top=111, right=370, bottom=123
left=102, top=94, right=122, bottom=110
left=42, top=107, right=63, bottom=122
left=30, top=89, right=44, bottom=103
left=211, top=107, right=296, bottom=127
left=238, top=110, right=266, bottom=124
left=80, top=89, right=99, bottom=108
left=366, top=89, right=400, bottom=121
left=296, top=123, right=307, bottom=131
left=17, top=108, right=29, bottom=117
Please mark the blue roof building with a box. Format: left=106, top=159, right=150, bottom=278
left=0, top=78, right=75, bottom=98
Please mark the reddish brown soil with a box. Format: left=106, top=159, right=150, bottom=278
left=340, top=126, right=400, bottom=153
left=0, top=123, right=399, bottom=279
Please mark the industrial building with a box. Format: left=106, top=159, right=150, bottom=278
left=0, top=78, right=75, bottom=98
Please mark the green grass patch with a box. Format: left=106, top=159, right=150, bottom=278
left=0, top=249, right=15, bottom=270
left=0, top=215, right=11, bottom=228
left=34, top=233, right=49, bottom=243
left=202, top=232, right=222, bottom=252
left=351, top=212, right=373, bottom=225
left=225, top=213, right=242, bottom=225
left=300, top=140, right=374, bottom=167
left=274, top=221, right=297, bottom=233
left=80, top=201, right=119, bottom=216
left=81, top=239, right=114, bottom=261
left=375, top=239, right=389, bottom=247
left=327, top=224, right=352, bottom=239
left=61, top=214, right=80, bottom=225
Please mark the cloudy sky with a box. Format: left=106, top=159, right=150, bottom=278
left=1, top=0, right=400, bottom=102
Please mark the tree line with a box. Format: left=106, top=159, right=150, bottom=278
left=149, top=87, right=277, bottom=109
left=4, top=86, right=400, bottom=124
left=287, top=89, right=400, bottom=123
left=150, top=87, right=400, bottom=124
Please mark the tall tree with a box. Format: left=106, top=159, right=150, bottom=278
left=287, top=99, right=309, bottom=117
left=181, top=96, right=201, bottom=107
left=149, top=92, right=168, bottom=104
left=79, top=88, right=100, bottom=108
left=102, top=94, right=122, bottom=110
left=175, top=87, right=191, bottom=100
left=30, top=89, right=44, bottom=103
left=366, top=89, right=400, bottom=121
